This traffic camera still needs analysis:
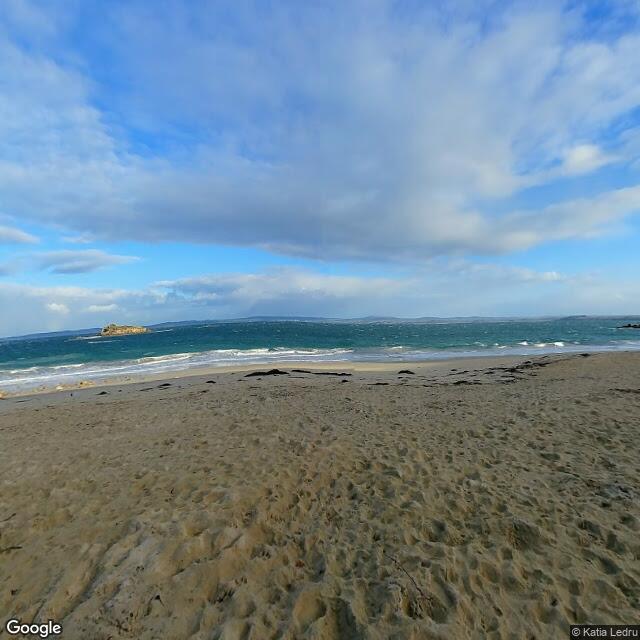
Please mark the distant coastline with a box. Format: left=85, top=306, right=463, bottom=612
left=3, top=313, right=640, bottom=342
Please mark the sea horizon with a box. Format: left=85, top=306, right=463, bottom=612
left=3, top=312, right=640, bottom=342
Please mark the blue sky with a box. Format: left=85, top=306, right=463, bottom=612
left=1, top=0, right=640, bottom=336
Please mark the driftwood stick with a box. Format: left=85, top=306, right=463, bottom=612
left=384, top=551, right=428, bottom=600
left=0, top=545, right=23, bottom=554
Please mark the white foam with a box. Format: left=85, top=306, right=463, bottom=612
left=0, top=346, right=356, bottom=391
left=136, top=352, right=194, bottom=363
left=3, top=339, right=640, bottom=393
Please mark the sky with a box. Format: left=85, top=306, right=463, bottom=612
left=1, top=0, right=640, bottom=336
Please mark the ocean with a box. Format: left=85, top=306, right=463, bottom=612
left=1, top=316, right=640, bottom=392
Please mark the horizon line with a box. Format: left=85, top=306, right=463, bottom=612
left=2, top=313, right=640, bottom=341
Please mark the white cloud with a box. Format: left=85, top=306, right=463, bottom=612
left=46, top=302, right=69, bottom=314
left=0, top=2, right=638, bottom=261
left=494, top=185, right=640, bottom=250
left=0, top=224, right=38, bottom=244
left=61, top=233, right=96, bottom=245
left=0, top=282, right=163, bottom=335
left=0, top=263, right=638, bottom=336
left=562, top=144, right=614, bottom=175
left=36, top=250, right=139, bottom=274
left=86, top=303, right=118, bottom=313
left=0, top=250, right=138, bottom=276
left=155, top=269, right=403, bottom=317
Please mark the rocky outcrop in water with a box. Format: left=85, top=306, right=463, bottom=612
left=100, top=323, right=149, bottom=337
left=618, top=323, right=640, bottom=329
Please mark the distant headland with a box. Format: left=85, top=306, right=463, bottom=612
left=100, top=323, right=149, bottom=337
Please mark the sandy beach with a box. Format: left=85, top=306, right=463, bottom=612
left=1, top=352, right=639, bottom=639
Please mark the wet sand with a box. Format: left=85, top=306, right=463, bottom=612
left=1, top=352, right=639, bottom=638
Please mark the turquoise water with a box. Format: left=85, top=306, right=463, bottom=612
left=1, top=317, right=639, bottom=391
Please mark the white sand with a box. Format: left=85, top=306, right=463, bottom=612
left=0, top=352, right=639, bottom=638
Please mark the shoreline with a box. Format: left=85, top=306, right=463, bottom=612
left=0, top=351, right=584, bottom=399
left=3, top=315, right=640, bottom=398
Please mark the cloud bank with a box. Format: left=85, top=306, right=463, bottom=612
left=35, top=250, right=139, bottom=274
left=0, top=1, right=639, bottom=262
left=0, top=250, right=139, bottom=276
left=0, top=264, right=637, bottom=337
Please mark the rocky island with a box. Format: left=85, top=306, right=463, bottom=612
left=100, top=323, right=149, bottom=337
left=618, top=323, right=640, bottom=329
